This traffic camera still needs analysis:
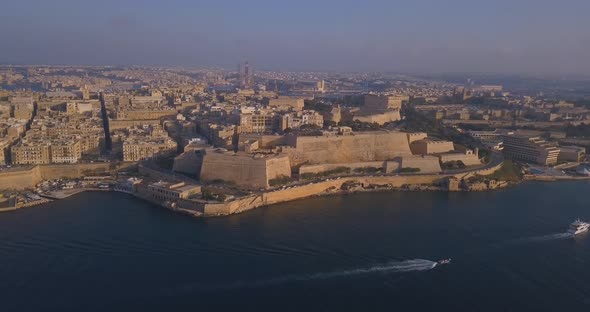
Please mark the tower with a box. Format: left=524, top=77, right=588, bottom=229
left=316, top=80, right=325, bottom=92
left=244, top=62, right=250, bottom=89
left=81, top=85, right=90, bottom=100
left=239, top=61, right=252, bottom=89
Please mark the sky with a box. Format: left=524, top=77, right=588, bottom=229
left=1, top=0, right=589, bottom=74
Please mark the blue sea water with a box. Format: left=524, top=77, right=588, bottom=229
left=1, top=181, right=590, bottom=311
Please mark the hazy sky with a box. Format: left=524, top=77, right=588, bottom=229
left=1, top=0, right=589, bottom=74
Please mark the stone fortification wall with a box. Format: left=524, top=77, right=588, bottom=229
left=200, top=151, right=291, bottom=189
left=0, top=166, right=42, bottom=190
left=239, top=134, right=287, bottom=149
left=410, top=139, right=455, bottom=155
left=262, top=175, right=444, bottom=206
left=39, top=163, right=127, bottom=180
left=407, top=132, right=427, bottom=143
left=455, top=161, right=503, bottom=180
left=0, top=162, right=134, bottom=190
left=173, top=150, right=204, bottom=176
left=299, top=161, right=385, bottom=175
left=184, top=160, right=504, bottom=217
left=401, top=155, right=442, bottom=173
left=286, top=131, right=411, bottom=167
left=439, top=153, right=481, bottom=166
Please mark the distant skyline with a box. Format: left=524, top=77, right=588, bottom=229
left=1, top=0, right=590, bottom=74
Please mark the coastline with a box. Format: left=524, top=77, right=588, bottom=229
left=0, top=173, right=509, bottom=216
left=5, top=163, right=590, bottom=217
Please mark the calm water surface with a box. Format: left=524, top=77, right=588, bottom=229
left=1, top=181, right=590, bottom=311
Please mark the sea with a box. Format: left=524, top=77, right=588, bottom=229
left=1, top=181, right=590, bottom=311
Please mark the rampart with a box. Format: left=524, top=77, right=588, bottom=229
left=189, top=174, right=447, bottom=216
left=0, top=162, right=135, bottom=190
left=285, top=131, right=412, bottom=166
left=187, top=158, right=505, bottom=217
left=299, top=161, right=385, bottom=175
left=200, top=151, right=292, bottom=189
left=0, top=166, right=42, bottom=190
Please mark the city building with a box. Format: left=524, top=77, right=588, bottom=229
left=502, top=135, right=560, bottom=165
left=268, top=96, right=305, bottom=111
left=238, top=112, right=275, bottom=134
left=146, top=181, right=201, bottom=202
left=558, top=146, right=586, bottom=162
left=279, top=110, right=324, bottom=130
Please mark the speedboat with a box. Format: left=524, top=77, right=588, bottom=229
left=567, top=219, right=590, bottom=235
left=437, top=258, right=452, bottom=265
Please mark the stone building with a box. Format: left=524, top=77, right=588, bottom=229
left=502, top=135, right=560, bottom=165
left=558, top=146, right=586, bottom=162
left=199, top=149, right=292, bottom=189
left=146, top=181, right=201, bottom=203
left=284, top=131, right=412, bottom=167
left=268, top=96, right=305, bottom=111
left=279, top=110, right=324, bottom=130
left=410, top=139, right=455, bottom=155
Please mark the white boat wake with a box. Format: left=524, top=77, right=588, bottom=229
left=229, top=259, right=438, bottom=289
left=300, top=259, right=438, bottom=281
left=175, top=259, right=438, bottom=293
left=507, top=232, right=573, bottom=245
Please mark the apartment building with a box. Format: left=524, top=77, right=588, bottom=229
left=502, top=135, right=560, bottom=165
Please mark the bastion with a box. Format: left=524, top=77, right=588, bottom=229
left=284, top=131, right=412, bottom=167
left=199, top=149, right=292, bottom=189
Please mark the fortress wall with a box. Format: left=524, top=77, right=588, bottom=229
left=439, top=153, right=481, bottom=166
left=455, top=161, right=503, bottom=180
left=39, top=162, right=133, bottom=180
left=200, top=153, right=291, bottom=189
left=385, top=160, right=402, bottom=173
left=407, top=132, right=428, bottom=143
left=0, top=162, right=135, bottom=190
left=299, top=161, right=385, bottom=175
left=239, top=134, right=288, bottom=149
left=0, top=166, right=42, bottom=190
left=289, top=132, right=411, bottom=166
left=410, top=140, right=454, bottom=155
left=266, top=157, right=292, bottom=180
left=185, top=165, right=512, bottom=217
left=173, top=151, right=203, bottom=176
left=401, top=156, right=442, bottom=174
left=202, top=195, right=265, bottom=216
left=191, top=175, right=448, bottom=217
left=262, top=175, right=445, bottom=206
left=262, top=181, right=343, bottom=204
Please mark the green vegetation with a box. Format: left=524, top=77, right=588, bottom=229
left=478, top=149, right=491, bottom=163
left=269, top=175, right=295, bottom=186
left=400, top=167, right=421, bottom=173
left=209, top=179, right=236, bottom=186
left=338, top=120, right=382, bottom=131
left=353, top=167, right=382, bottom=174
left=442, top=160, right=466, bottom=170
left=300, top=167, right=351, bottom=180
left=487, top=160, right=523, bottom=182
left=298, top=124, right=322, bottom=130
left=202, top=189, right=227, bottom=201
left=304, top=100, right=333, bottom=113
